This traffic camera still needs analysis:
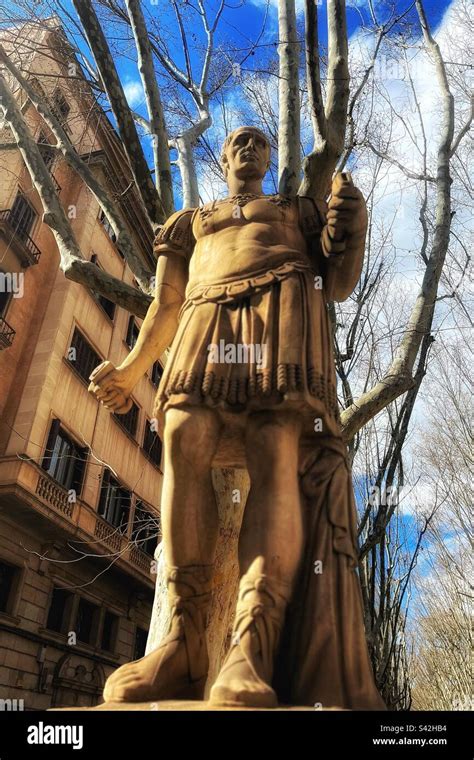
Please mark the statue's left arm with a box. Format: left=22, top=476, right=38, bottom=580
left=299, top=172, right=368, bottom=302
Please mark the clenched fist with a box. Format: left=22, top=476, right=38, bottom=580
left=323, top=172, right=368, bottom=254
left=88, top=361, right=135, bottom=414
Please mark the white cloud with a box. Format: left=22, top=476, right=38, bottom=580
left=123, top=79, right=145, bottom=108
left=249, top=0, right=380, bottom=14
left=248, top=0, right=304, bottom=12
left=348, top=0, right=471, bottom=262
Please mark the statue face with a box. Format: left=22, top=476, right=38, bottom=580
left=221, top=128, right=270, bottom=183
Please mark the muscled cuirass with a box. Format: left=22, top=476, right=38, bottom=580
left=153, top=192, right=332, bottom=304
left=185, top=194, right=325, bottom=303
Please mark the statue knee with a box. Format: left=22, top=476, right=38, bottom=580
left=164, top=407, right=222, bottom=471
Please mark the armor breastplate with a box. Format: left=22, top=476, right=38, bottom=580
left=185, top=195, right=315, bottom=303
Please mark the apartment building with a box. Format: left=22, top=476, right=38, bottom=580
left=0, top=21, right=163, bottom=708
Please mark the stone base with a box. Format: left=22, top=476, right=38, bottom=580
left=51, top=700, right=343, bottom=711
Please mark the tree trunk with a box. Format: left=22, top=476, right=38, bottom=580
left=146, top=467, right=250, bottom=693
left=277, top=0, right=301, bottom=194
left=175, top=133, right=201, bottom=209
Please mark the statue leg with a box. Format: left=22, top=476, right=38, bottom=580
left=103, top=405, right=222, bottom=703
left=209, top=409, right=303, bottom=708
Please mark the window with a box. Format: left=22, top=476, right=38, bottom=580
left=97, top=294, right=115, bottom=320
left=90, top=255, right=116, bottom=320
left=98, top=469, right=131, bottom=533
left=132, top=502, right=160, bottom=556
left=142, top=419, right=162, bottom=469
left=151, top=361, right=162, bottom=387
left=76, top=598, right=100, bottom=645
left=113, top=401, right=139, bottom=438
left=52, top=89, right=70, bottom=126
left=37, top=131, right=55, bottom=171
left=98, top=209, right=117, bottom=243
left=42, top=419, right=88, bottom=496
left=126, top=316, right=140, bottom=350
left=46, top=586, right=74, bottom=633
left=134, top=626, right=148, bottom=660
left=67, top=327, right=102, bottom=383
left=0, top=561, right=17, bottom=614
left=101, top=611, right=118, bottom=653
left=9, top=192, right=37, bottom=240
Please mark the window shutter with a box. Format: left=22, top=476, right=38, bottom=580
left=126, top=316, right=135, bottom=347
left=98, top=468, right=111, bottom=517
left=42, top=418, right=61, bottom=472
left=71, top=445, right=88, bottom=497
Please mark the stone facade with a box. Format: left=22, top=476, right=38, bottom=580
left=0, top=22, right=162, bottom=709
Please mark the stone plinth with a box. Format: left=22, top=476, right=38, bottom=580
left=51, top=700, right=339, bottom=711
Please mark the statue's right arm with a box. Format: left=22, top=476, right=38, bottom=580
left=117, top=252, right=188, bottom=381
left=88, top=208, right=195, bottom=411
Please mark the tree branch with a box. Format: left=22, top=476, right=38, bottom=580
left=125, top=0, right=174, bottom=217
left=299, top=0, right=349, bottom=199
left=277, top=0, right=301, bottom=194
left=341, top=0, right=456, bottom=441
left=363, top=139, right=436, bottom=182
left=325, top=0, right=349, bottom=142
left=450, top=93, right=473, bottom=157
left=304, top=0, right=326, bottom=146
left=0, top=42, right=153, bottom=290
left=71, top=0, right=164, bottom=228
left=0, top=71, right=150, bottom=318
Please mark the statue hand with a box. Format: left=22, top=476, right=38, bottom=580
left=88, top=361, right=134, bottom=414
left=326, top=172, right=367, bottom=243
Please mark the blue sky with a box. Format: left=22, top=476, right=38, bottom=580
left=86, top=0, right=454, bottom=203
left=52, top=0, right=455, bottom=125
left=113, top=0, right=453, bottom=82
left=12, top=0, right=449, bottom=207
left=3, top=0, right=454, bottom=126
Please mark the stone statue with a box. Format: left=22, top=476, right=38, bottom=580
left=88, top=126, right=386, bottom=710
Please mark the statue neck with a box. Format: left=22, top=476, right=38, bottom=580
left=226, top=177, right=264, bottom=196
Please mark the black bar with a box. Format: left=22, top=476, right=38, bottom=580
left=0, top=709, right=470, bottom=758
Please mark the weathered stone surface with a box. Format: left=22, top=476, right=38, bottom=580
left=88, top=127, right=383, bottom=711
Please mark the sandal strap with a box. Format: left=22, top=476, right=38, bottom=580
left=165, top=564, right=214, bottom=682
left=226, top=571, right=292, bottom=681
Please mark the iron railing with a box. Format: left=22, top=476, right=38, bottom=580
left=0, top=209, right=42, bottom=264
left=0, top=316, right=15, bottom=349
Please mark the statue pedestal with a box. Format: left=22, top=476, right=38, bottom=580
left=51, top=701, right=344, bottom=711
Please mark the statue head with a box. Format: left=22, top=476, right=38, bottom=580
left=220, top=126, right=271, bottom=184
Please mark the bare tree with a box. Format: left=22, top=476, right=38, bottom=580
left=409, top=339, right=473, bottom=711
left=0, top=0, right=471, bottom=707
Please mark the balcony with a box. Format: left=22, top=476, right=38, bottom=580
left=0, top=457, right=155, bottom=586
left=0, top=209, right=42, bottom=267
left=0, top=316, right=15, bottom=349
